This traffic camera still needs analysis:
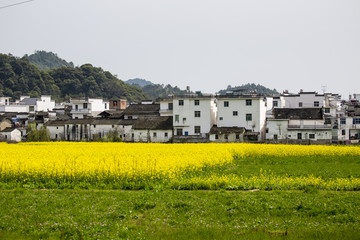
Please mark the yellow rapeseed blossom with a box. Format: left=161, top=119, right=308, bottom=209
left=0, top=142, right=359, bottom=189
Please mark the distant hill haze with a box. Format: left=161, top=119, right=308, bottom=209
left=125, top=78, right=154, bottom=88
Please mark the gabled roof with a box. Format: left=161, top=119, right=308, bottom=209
left=273, top=108, right=323, bottom=120
left=209, top=125, right=246, bottom=135
left=92, top=119, right=122, bottom=125
left=20, top=98, right=39, bottom=105
left=0, top=127, right=19, bottom=133
left=123, top=104, right=160, bottom=116
left=133, top=116, right=173, bottom=130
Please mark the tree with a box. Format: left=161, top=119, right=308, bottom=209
left=26, top=123, right=50, bottom=142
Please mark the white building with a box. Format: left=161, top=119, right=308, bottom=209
left=172, top=94, right=217, bottom=137
left=159, top=98, right=173, bottom=117
left=133, top=116, right=173, bottom=143
left=0, top=128, right=22, bottom=142
left=0, top=97, right=10, bottom=106
left=216, top=95, right=267, bottom=141
left=266, top=108, right=332, bottom=144
left=70, top=98, right=109, bottom=119
left=335, top=116, right=360, bottom=144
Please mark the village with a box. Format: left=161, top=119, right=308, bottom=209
left=0, top=89, right=360, bottom=145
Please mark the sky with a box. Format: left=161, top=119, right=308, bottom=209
left=0, top=0, right=359, bottom=99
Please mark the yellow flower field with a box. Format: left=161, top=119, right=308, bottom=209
left=0, top=142, right=359, bottom=190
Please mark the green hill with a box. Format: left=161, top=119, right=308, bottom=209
left=218, top=83, right=279, bottom=96
left=24, top=51, right=74, bottom=71
left=0, top=53, right=147, bottom=102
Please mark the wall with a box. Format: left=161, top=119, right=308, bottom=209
left=284, top=93, right=325, bottom=108
left=173, top=97, right=216, bottom=136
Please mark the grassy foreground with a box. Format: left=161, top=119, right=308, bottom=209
left=0, top=190, right=360, bottom=240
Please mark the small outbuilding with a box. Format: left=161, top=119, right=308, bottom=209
left=0, top=128, right=22, bottom=142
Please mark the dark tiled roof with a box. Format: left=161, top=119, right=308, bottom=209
left=20, top=98, right=39, bottom=105
left=44, top=120, right=66, bottom=127
left=123, top=104, right=160, bottom=116
left=92, top=119, right=122, bottom=125
left=133, top=116, right=173, bottom=130
left=209, top=125, right=246, bottom=135
left=118, top=119, right=136, bottom=125
left=273, top=108, right=323, bottom=120
left=0, top=127, right=19, bottom=133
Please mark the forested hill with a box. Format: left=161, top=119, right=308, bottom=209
left=125, top=79, right=190, bottom=100
left=24, top=51, right=74, bottom=71
left=218, top=83, right=279, bottom=96
left=125, top=78, right=154, bottom=88
left=0, top=53, right=147, bottom=102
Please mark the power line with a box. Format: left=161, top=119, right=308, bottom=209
left=0, top=0, right=34, bottom=10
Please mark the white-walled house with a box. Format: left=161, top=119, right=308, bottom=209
left=334, top=116, right=360, bottom=144
left=159, top=98, right=173, bottom=117
left=172, top=94, right=217, bottom=137
left=216, top=95, right=267, bottom=141
left=0, top=95, right=55, bottom=113
left=266, top=108, right=332, bottom=144
left=70, top=98, right=109, bottom=119
left=133, top=116, right=173, bottom=143
left=0, top=128, right=22, bottom=142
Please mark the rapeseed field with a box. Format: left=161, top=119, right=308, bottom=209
left=1, top=142, right=359, bottom=190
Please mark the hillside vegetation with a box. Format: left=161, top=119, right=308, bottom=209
left=0, top=53, right=147, bottom=102
left=24, top=50, right=74, bottom=70
left=219, top=83, right=279, bottom=95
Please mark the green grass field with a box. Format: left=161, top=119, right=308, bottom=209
left=1, top=153, right=360, bottom=239
left=0, top=190, right=360, bottom=240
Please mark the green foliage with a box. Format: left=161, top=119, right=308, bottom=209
left=0, top=53, right=148, bottom=102
left=125, top=78, right=154, bottom=88
left=24, top=50, right=74, bottom=70
left=26, top=123, right=50, bottom=142
left=219, top=83, right=279, bottom=96
left=0, top=190, right=359, bottom=239
left=102, top=129, right=122, bottom=142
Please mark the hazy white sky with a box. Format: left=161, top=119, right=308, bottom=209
left=1, top=0, right=359, bottom=98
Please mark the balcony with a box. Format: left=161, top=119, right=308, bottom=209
left=71, top=108, right=92, bottom=114
left=288, top=125, right=332, bottom=130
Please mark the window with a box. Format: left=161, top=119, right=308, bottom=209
left=325, top=118, right=331, bottom=124
left=215, top=134, right=219, bottom=139
left=325, top=108, right=330, bottom=113
left=224, top=134, right=228, bottom=140
left=194, top=126, right=201, bottom=134
left=175, top=115, right=179, bottom=122
left=56, top=127, right=58, bottom=129
left=314, top=101, right=319, bottom=107
left=274, top=134, right=278, bottom=140
left=29, top=106, right=35, bottom=111
left=113, top=101, right=118, bottom=107
left=246, top=99, right=252, bottom=106
left=75, top=105, right=78, bottom=110
left=165, top=132, right=168, bottom=138
left=219, top=117, right=223, bottom=120
left=93, top=124, right=96, bottom=128
left=233, top=111, right=238, bottom=116
left=168, top=103, right=173, bottom=110
left=179, top=100, right=184, bottom=106
left=297, top=133, right=302, bottom=139
left=195, top=111, right=201, bottom=117
left=353, top=118, right=360, bottom=124
left=176, top=129, right=183, bottom=136
left=236, top=134, right=240, bottom=139
left=224, top=101, right=229, bottom=107
left=194, top=100, right=200, bottom=105
left=105, top=103, right=107, bottom=109
left=342, top=129, right=346, bottom=135
left=83, top=103, right=88, bottom=109
left=340, top=118, right=346, bottom=124
left=309, top=134, right=315, bottom=139
left=273, top=101, right=278, bottom=107
left=246, top=114, right=252, bottom=121
left=299, top=102, right=303, bottom=107
left=112, top=125, right=114, bottom=128
left=153, top=132, right=157, bottom=137
left=55, top=134, right=58, bottom=139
